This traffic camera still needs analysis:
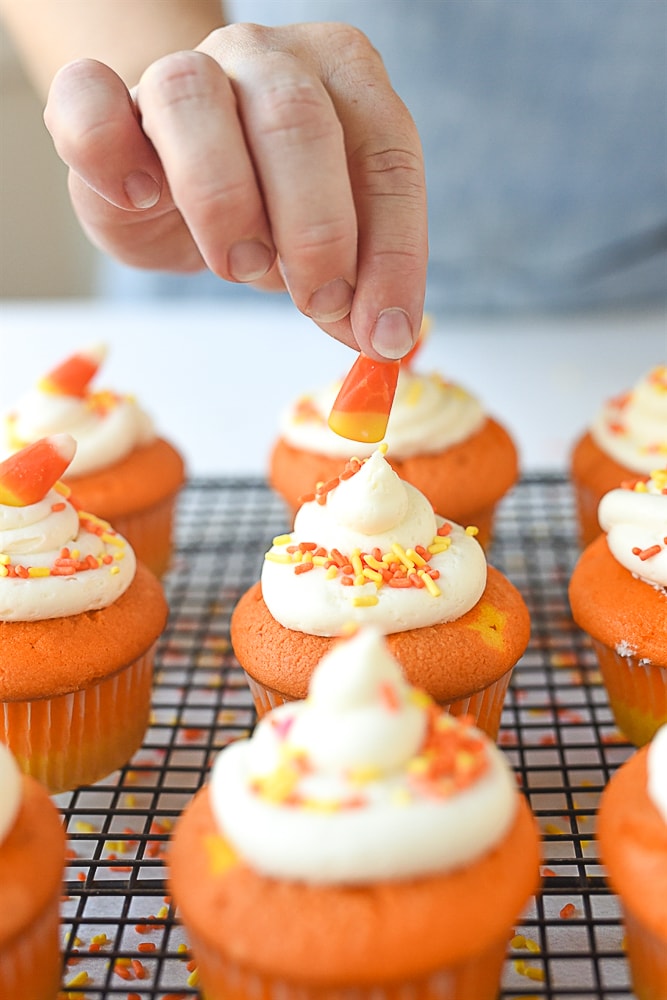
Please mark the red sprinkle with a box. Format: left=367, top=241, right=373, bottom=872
left=632, top=544, right=662, bottom=561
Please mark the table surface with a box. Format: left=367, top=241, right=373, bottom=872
left=0, top=299, right=664, bottom=476
left=52, top=474, right=643, bottom=1000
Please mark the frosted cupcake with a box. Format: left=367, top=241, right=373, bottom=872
left=569, top=469, right=667, bottom=746
left=570, top=364, right=667, bottom=546
left=232, top=448, right=530, bottom=738
left=169, top=628, right=541, bottom=1000
left=0, top=434, right=168, bottom=792
left=2, top=344, right=186, bottom=576
left=269, top=344, right=518, bottom=548
left=0, top=742, right=66, bottom=999
left=597, top=725, right=667, bottom=1000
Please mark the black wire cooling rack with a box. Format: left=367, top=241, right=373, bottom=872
left=54, top=475, right=638, bottom=1000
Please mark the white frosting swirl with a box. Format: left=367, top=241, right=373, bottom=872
left=279, top=367, right=485, bottom=459
left=0, top=742, right=22, bottom=846
left=0, top=487, right=136, bottom=621
left=598, top=470, right=667, bottom=589
left=261, top=450, right=487, bottom=635
left=590, top=365, right=667, bottom=474
left=3, top=380, right=155, bottom=477
left=210, top=628, right=517, bottom=883
left=647, top=724, right=667, bottom=825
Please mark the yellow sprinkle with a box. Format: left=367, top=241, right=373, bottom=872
left=90, top=933, right=108, bottom=946
left=525, top=937, right=541, bottom=954
left=28, top=566, right=51, bottom=577
left=125, top=794, right=137, bottom=807
left=156, top=904, right=169, bottom=919
left=353, top=574, right=366, bottom=586
left=0, top=553, right=10, bottom=565
left=325, top=566, right=338, bottom=579
left=75, top=821, right=96, bottom=833
left=66, top=971, right=90, bottom=987
left=0, top=565, right=8, bottom=577
left=511, top=935, right=527, bottom=949
left=187, top=969, right=200, bottom=988
left=312, top=555, right=329, bottom=566
left=53, top=480, right=71, bottom=497
left=383, top=552, right=401, bottom=564
left=351, top=594, right=379, bottom=607
left=71, top=548, right=80, bottom=559
left=544, top=823, right=566, bottom=835
left=362, top=567, right=384, bottom=584
left=272, top=533, right=292, bottom=546
left=291, top=550, right=303, bottom=563
left=418, top=570, right=441, bottom=597
left=177, top=943, right=188, bottom=955
left=115, top=957, right=131, bottom=967
left=465, top=525, right=479, bottom=536
left=364, top=555, right=385, bottom=571
left=378, top=442, right=388, bottom=454
left=634, top=480, right=648, bottom=492
left=109, top=565, right=120, bottom=575
left=264, top=552, right=293, bottom=564
left=406, top=548, right=427, bottom=567
left=409, top=688, right=433, bottom=708
left=428, top=539, right=452, bottom=554
left=351, top=551, right=364, bottom=576
left=390, top=542, right=414, bottom=569
left=100, top=532, right=124, bottom=548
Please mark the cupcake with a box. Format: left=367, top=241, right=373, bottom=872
left=597, top=725, right=667, bottom=1000
left=232, top=448, right=530, bottom=738
left=169, top=627, right=541, bottom=1000
left=0, top=742, right=66, bottom=999
left=570, top=364, right=667, bottom=547
left=568, top=469, right=667, bottom=746
left=0, top=434, right=169, bottom=793
left=268, top=339, right=518, bottom=548
left=2, top=344, right=186, bottom=576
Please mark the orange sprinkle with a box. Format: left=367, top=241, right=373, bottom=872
left=437, top=523, right=453, bottom=537
left=131, top=959, right=147, bottom=979
left=138, top=942, right=157, bottom=953
left=560, top=902, right=577, bottom=919
left=294, top=561, right=314, bottom=574
left=632, top=543, right=662, bottom=560
left=379, top=681, right=401, bottom=711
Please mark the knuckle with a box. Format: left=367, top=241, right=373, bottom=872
left=256, top=71, right=336, bottom=143
left=355, top=143, right=425, bottom=199
left=290, top=219, right=350, bottom=260
left=140, top=51, right=221, bottom=110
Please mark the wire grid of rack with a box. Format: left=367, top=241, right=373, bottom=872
left=54, top=474, right=638, bottom=1000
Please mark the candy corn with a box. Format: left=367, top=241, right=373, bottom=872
left=37, top=344, right=106, bottom=397
left=0, top=434, right=76, bottom=506
left=328, top=354, right=400, bottom=443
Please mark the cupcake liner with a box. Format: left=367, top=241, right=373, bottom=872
left=1, top=647, right=156, bottom=793
left=185, top=924, right=510, bottom=1000
left=245, top=666, right=513, bottom=740
left=0, top=887, right=62, bottom=1000
left=591, top=639, right=667, bottom=746
left=111, top=490, right=179, bottom=577
left=622, top=907, right=667, bottom=1000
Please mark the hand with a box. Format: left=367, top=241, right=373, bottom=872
left=43, top=22, right=427, bottom=360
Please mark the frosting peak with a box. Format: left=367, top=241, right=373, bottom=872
left=210, top=628, right=517, bottom=883
left=590, top=365, right=667, bottom=474
left=262, top=449, right=486, bottom=636
left=598, top=469, right=667, bottom=589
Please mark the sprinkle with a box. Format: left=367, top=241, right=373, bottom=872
left=272, top=533, right=292, bottom=546
left=351, top=594, right=379, bottom=607
left=465, top=525, right=479, bottom=536
left=418, top=569, right=441, bottom=597
left=65, top=971, right=90, bottom=987
left=632, top=544, right=662, bottom=560
left=294, top=561, right=314, bottom=575
left=379, top=680, right=401, bottom=711
left=51, top=502, right=66, bottom=512
left=560, top=902, right=577, bottom=919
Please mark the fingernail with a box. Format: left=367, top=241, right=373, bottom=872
left=305, top=278, right=354, bottom=323
left=123, top=170, right=160, bottom=209
left=370, top=308, right=414, bottom=359
left=228, top=240, right=274, bottom=282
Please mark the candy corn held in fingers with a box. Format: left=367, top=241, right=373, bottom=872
left=328, top=354, right=400, bottom=443
left=0, top=433, right=76, bottom=506
left=37, top=344, right=106, bottom=397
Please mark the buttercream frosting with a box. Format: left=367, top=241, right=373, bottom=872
left=279, top=367, right=485, bottom=460
left=0, top=742, right=22, bottom=846
left=597, top=469, right=667, bottom=590
left=590, top=365, right=667, bottom=474
left=2, top=345, right=155, bottom=477
left=0, top=483, right=136, bottom=621
left=647, top=724, right=667, bottom=825
left=210, top=627, right=517, bottom=883
left=261, top=449, right=487, bottom=635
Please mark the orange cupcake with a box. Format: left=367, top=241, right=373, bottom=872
left=0, top=742, right=66, bottom=999
left=232, top=448, right=530, bottom=739
left=269, top=338, right=518, bottom=548
left=2, top=344, right=186, bottom=576
left=569, top=469, right=667, bottom=746
left=570, top=364, right=667, bottom=547
left=597, top=725, right=667, bottom=1000
left=169, top=628, right=541, bottom=1000
left=0, top=435, right=168, bottom=793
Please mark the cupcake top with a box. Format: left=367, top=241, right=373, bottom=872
left=261, top=448, right=487, bottom=635
left=0, top=434, right=136, bottom=621
left=210, top=627, right=517, bottom=884
left=589, top=365, right=667, bottom=474
left=0, top=742, right=21, bottom=846
left=648, top=724, right=667, bottom=824
left=2, top=344, right=155, bottom=477
left=598, top=468, right=667, bottom=591
left=279, top=365, right=485, bottom=460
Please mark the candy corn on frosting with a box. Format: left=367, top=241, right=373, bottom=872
left=570, top=364, right=667, bottom=546
left=569, top=469, right=667, bottom=746
left=0, top=435, right=168, bottom=791
left=169, top=629, right=541, bottom=999
left=232, top=448, right=530, bottom=737
left=1, top=344, right=185, bottom=576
